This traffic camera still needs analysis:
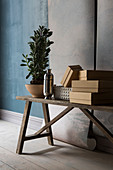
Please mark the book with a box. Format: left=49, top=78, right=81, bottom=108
left=61, top=66, right=71, bottom=85
left=61, top=65, right=82, bottom=87
left=70, top=98, right=113, bottom=105
left=79, top=70, right=113, bottom=80
left=70, top=91, right=113, bottom=100
left=70, top=91, right=113, bottom=105
left=63, top=70, right=79, bottom=87
left=71, top=80, right=113, bottom=92
left=79, top=77, right=113, bottom=81
left=72, top=87, right=113, bottom=93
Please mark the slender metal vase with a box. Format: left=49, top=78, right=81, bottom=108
left=43, top=69, right=54, bottom=99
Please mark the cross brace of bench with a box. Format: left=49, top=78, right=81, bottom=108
left=16, top=96, right=113, bottom=154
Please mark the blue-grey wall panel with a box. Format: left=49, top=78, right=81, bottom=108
left=0, top=0, right=48, bottom=118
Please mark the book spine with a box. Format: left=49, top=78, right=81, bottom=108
left=79, top=70, right=87, bottom=77
left=70, top=91, right=113, bottom=100
left=70, top=98, right=113, bottom=105
left=64, top=69, right=73, bottom=87
left=70, top=98, right=92, bottom=105
left=70, top=91, right=91, bottom=100
left=72, top=80, right=99, bottom=88
left=79, top=77, right=113, bottom=81
left=61, top=66, right=71, bottom=86
left=72, top=88, right=99, bottom=93
left=72, top=88, right=113, bottom=93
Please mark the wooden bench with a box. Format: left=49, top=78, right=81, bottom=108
left=16, top=95, right=113, bottom=154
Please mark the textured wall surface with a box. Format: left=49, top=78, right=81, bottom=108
left=48, top=0, right=113, bottom=151
left=97, top=0, right=113, bottom=70
left=48, top=0, right=96, bottom=149
left=0, top=0, right=48, bottom=118
left=48, top=0, right=94, bottom=85
left=94, top=0, right=113, bottom=138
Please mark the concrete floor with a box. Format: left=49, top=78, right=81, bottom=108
left=0, top=120, right=113, bottom=170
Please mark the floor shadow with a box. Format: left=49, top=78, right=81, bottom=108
left=22, top=144, right=66, bottom=155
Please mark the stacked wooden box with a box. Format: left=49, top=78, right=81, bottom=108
left=70, top=70, right=113, bottom=105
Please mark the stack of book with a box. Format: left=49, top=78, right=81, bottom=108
left=70, top=70, right=113, bottom=105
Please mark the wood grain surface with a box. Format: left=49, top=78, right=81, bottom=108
left=16, top=96, right=113, bottom=112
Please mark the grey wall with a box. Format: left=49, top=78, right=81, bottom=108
left=97, top=0, right=113, bottom=69
left=48, top=0, right=94, bottom=85
left=0, top=0, right=48, bottom=118
left=48, top=0, right=96, bottom=149
left=48, top=0, right=113, bottom=152
left=94, top=0, right=113, bottom=141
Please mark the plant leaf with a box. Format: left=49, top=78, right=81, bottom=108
left=21, top=60, right=26, bottom=63
left=26, top=72, right=32, bottom=79
left=20, top=64, right=27, bottom=66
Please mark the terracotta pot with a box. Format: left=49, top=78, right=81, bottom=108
left=25, top=84, right=44, bottom=98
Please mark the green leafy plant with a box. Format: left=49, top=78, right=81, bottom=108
left=20, top=26, right=54, bottom=84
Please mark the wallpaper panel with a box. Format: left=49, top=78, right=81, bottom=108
left=94, top=0, right=113, bottom=139
left=48, top=0, right=94, bottom=85
left=48, top=0, right=96, bottom=149
left=0, top=0, right=48, bottom=118
left=97, top=0, right=113, bottom=70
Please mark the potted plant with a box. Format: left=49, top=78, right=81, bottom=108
left=20, top=25, right=54, bottom=97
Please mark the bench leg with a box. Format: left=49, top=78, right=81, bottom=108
left=42, top=103, right=54, bottom=145
left=16, top=101, right=32, bottom=154
left=88, top=110, right=94, bottom=138
left=80, top=108, right=113, bottom=143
